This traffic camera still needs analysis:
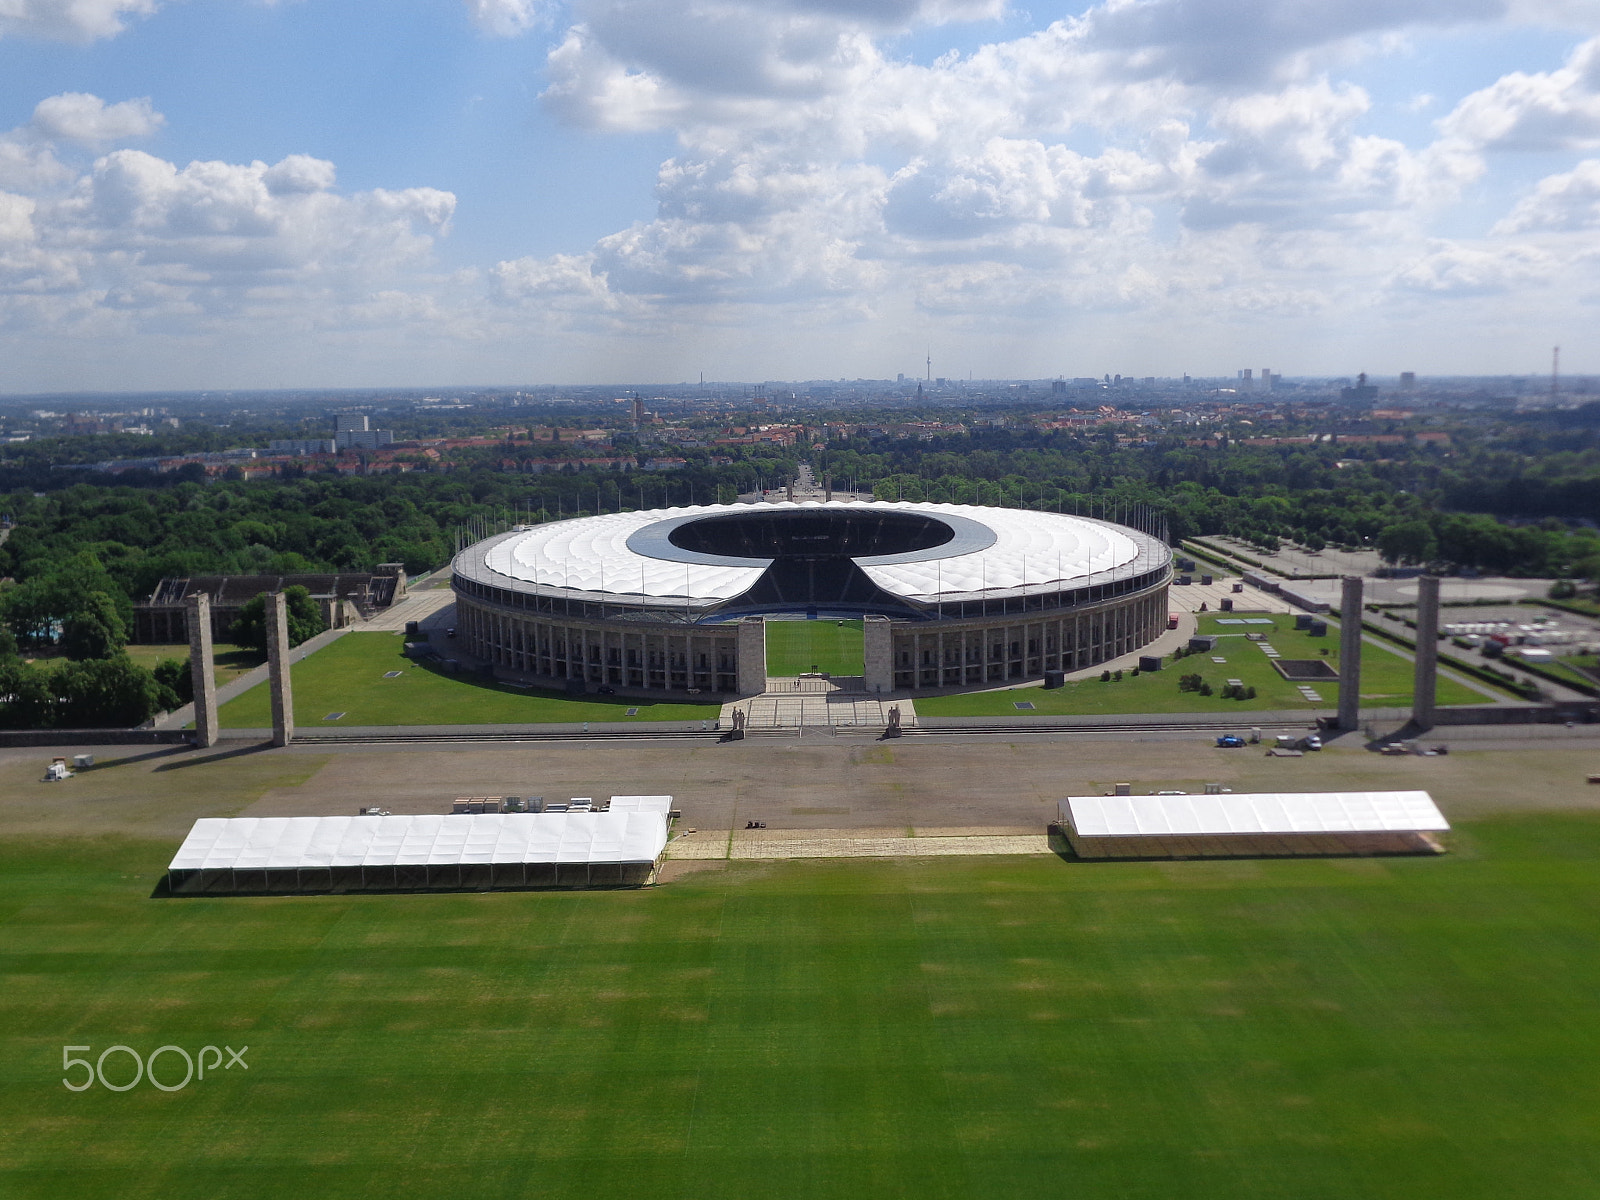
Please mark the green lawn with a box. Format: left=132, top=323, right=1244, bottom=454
left=918, top=613, right=1494, bottom=718
left=4, top=816, right=1600, bottom=1198
left=764, top=618, right=865, bottom=676
left=216, top=632, right=721, bottom=727
left=24, top=643, right=263, bottom=690
left=125, top=642, right=264, bottom=687
left=1550, top=654, right=1599, bottom=690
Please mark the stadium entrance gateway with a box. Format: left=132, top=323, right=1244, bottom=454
left=763, top=616, right=866, bottom=688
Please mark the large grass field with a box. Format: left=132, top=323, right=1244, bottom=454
left=764, top=618, right=865, bottom=676
left=217, top=633, right=722, bottom=727
left=918, top=613, right=1492, bottom=717
left=3, top=817, right=1599, bottom=1198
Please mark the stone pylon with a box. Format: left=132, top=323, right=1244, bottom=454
left=736, top=616, right=767, bottom=696
left=863, top=615, right=893, bottom=695
left=266, top=591, right=295, bottom=747
left=186, top=592, right=219, bottom=748
left=1337, top=576, right=1364, bottom=732
left=1412, top=575, right=1441, bottom=730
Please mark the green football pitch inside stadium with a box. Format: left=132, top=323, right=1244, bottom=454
left=764, top=618, right=865, bottom=677
left=4, top=818, right=1599, bottom=1199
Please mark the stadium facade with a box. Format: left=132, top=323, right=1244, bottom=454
left=450, top=501, right=1171, bottom=696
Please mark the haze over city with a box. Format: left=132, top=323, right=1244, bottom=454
left=2, top=0, right=1600, bottom=390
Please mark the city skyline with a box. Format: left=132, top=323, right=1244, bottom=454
left=2, top=0, right=1599, bottom=390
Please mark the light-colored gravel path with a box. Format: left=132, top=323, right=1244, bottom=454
left=667, top=826, right=1052, bottom=860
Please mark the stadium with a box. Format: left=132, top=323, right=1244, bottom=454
left=450, top=501, right=1172, bottom=696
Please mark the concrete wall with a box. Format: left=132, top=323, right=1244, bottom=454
left=456, top=594, right=742, bottom=694
left=891, top=581, right=1169, bottom=691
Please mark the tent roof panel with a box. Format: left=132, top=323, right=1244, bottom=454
left=1060, top=791, right=1448, bottom=837
left=168, top=813, right=669, bottom=872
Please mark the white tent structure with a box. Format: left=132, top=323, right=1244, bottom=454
left=167, top=812, right=669, bottom=895
left=607, top=795, right=674, bottom=814
left=1057, top=791, right=1448, bottom=859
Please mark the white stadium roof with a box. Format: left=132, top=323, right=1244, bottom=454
left=169, top=813, right=669, bottom=871
left=471, top=501, right=1151, bottom=603
left=1060, top=791, right=1449, bottom=838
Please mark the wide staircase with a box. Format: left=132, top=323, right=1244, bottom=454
left=721, top=676, right=916, bottom=729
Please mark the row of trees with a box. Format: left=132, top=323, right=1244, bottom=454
left=0, top=541, right=323, bottom=727
left=834, top=429, right=1600, bottom=580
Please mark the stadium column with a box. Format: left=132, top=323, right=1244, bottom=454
left=186, top=592, right=219, bottom=748
left=736, top=616, right=767, bottom=695
left=1412, top=575, right=1441, bottom=731
left=1337, top=575, right=1364, bottom=732
left=863, top=616, right=893, bottom=694
left=266, top=591, right=295, bottom=747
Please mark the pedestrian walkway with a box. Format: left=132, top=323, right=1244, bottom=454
left=363, top=585, right=455, bottom=632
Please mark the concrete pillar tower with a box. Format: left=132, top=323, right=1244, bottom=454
left=1412, top=575, right=1441, bottom=730
left=736, top=616, right=767, bottom=696
left=1337, top=576, right=1363, bottom=732
left=266, top=591, right=295, bottom=747
left=863, top=616, right=893, bottom=694
left=186, top=592, right=219, bottom=748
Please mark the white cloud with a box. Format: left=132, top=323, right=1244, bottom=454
left=14, top=0, right=1600, bottom=383
left=1495, top=157, right=1600, bottom=228
left=31, top=93, right=163, bottom=145
left=61, top=151, right=453, bottom=281
left=1441, top=36, right=1600, bottom=150
left=0, top=136, right=73, bottom=194
left=1392, top=239, right=1555, bottom=293
left=1070, top=0, right=1512, bottom=89
left=0, top=146, right=455, bottom=342
left=0, top=191, right=35, bottom=244
left=464, top=0, right=553, bottom=36
left=0, top=92, right=160, bottom=195
left=0, top=0, right=158, bottom=42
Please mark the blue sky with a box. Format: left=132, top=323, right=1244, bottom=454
left=1, top=0, right=1599, bottom=389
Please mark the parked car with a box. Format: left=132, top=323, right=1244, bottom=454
left=1215, top=735, right=1246, bottom=748
left=1302, top=735, right=1322, bottom=751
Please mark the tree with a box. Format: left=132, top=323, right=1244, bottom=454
left=0, top=662, right=55, bottom=728
left=60, top=590, right=128, bottom=660
left=50, top=656, right=169, bottom=728
left=0, top=552, right=130, bottom=648
left=1376, top=520, right=1437, bottom=567
left=229, top=585, right=327, bottom=655
left=152, top=657, right=193, bottom=706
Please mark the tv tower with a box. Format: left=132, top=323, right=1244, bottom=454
left=1552, top=345, right=1560, bottom=397
left=926, top=349, right=932, bottom=383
